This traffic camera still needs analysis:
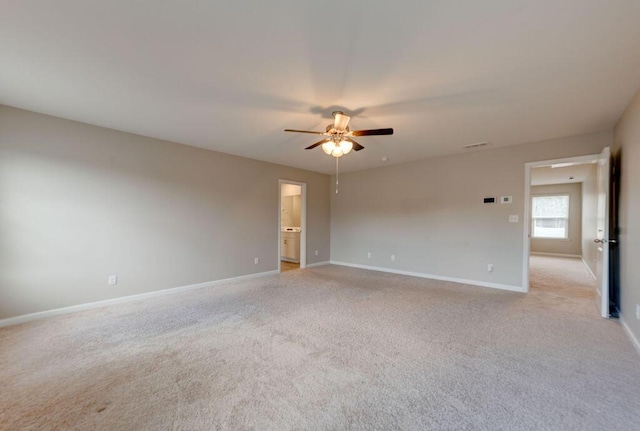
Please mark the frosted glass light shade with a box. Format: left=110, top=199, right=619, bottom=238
left=322, top=141, right=335, bottom=155
left=339, top=140, right=353, bottom=154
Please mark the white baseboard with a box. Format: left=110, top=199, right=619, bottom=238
left=0, top=270, right=278, bottom=328
left=329, top=261, right=525, bottom=293
left=581, top=258, right=597, bottom=280
left=306, top=261, right=330, bottom=268
left=531, top=252, right=582, bottom=259
left=620, top=315, right=640, bottom=356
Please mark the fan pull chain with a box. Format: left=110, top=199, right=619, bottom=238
left=335, top=156, right=339, bottom=194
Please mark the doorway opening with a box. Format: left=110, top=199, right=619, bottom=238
left=523, top=148, right=612, bottom=317
left=278, top=180, right=306, bottom=273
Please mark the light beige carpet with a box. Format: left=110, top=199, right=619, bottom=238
left=1, top=262, right=639, bottom=430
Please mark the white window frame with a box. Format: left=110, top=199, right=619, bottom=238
left=531, top=193, right=570, bottom=240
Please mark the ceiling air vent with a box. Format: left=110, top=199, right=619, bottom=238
left=464, top=141, right=490, bottom=149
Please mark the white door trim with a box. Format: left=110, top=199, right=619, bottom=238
left=522, top=152, right=602, bottom=292
left=278, top=180, right=307, bottom=272
left=595, top=147, right=611, bottom=318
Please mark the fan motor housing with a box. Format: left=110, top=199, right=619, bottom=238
left=326, top=124, right=349, bottom=133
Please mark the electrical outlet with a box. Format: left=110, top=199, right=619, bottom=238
left=108, top=275, right=117, bottom=285
left=367, top=252, right=371, bottom=258
left=391, top=254, right=396, bottom=261
left=487, top=264, right=494, bottom=273
left=254, top=257, right=259, bottom=265
left=509, top=215, right=519, bottom=223
left=315, top=250, right=318, bottom=256
left=636, top=304, right=640, bottom=320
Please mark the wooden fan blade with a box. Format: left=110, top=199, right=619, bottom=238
left=284, top=129, right=325, bottom=135
left=345, top=137, right=365, bottom=151
left=351, top=128, right=394, bottom=136
left=333, top=112, right=351, bottom=131
left=305, top=138, right=330, bottom=150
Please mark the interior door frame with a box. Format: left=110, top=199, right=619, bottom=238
left=278, top=179, right=307, bottom=272
left=595, top=147, right=611, bottom=318
left=522, top=152, right=603, bottom=292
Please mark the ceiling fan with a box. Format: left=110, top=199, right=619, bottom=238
left=284, top=111, right=393, bottom=158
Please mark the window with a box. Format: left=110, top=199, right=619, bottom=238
left=531, top=195, right=569, bottom=239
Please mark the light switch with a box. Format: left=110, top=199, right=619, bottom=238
left=509, top=215, right=519, bottom=223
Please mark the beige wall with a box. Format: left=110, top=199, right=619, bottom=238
left=530, top=183, right=582, bottom=256
left=581, top=165, right=598, bottom=276
left=0, top=105, right=330, bottom=319
left=292, top=195, right=301, bottom=227
left=331, top=132, right=610, bottom=289
left=613, top=87, right=640, bottom=344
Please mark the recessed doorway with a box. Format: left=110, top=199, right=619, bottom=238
left=523, top=148, right=614, bottom=317
left=278, top=180, right=307, bottom=273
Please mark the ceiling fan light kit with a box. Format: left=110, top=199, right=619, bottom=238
left=284, top=111, right=393, bottom=159
left=284, top=111, right=394, bottom=193
left=321, top=139, right=353, bottom=157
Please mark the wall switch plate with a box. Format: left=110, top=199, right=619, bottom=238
left=108, top=275, right=117, bottom=285
left=391, top=254, right=396, bottom=261
left=367, top=252, right=372, bottom=258
left=636, top=304, right=640, bottom=320
left=509, top=215, right=519, bottom=223
left=501, top=196, right=513, bottom=204
left=254, top=257, right=259, bottom=265
left=315, top=250, right=318, bottom=256
left=487, top=264, right=494, bottom=273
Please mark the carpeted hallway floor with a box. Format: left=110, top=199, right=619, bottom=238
left=529, top=254, right=596, bottom=296
left=1, top=263, right=639, bottom=430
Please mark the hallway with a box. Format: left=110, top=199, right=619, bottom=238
left=529, top=255, right=597, bottom=313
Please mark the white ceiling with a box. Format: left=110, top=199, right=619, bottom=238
left=2, top=1, right=640, bottom=174
left=531, top=163, right=597, bottom=186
